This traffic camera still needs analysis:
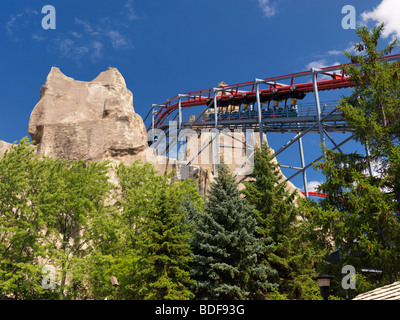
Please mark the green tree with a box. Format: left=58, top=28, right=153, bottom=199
left=40, top=157, right=113, bottom=299
left=0, top=139, right=115, bottom=300
left=0, top=138, right=50, bottom=299
left=339, top=23, right=400, bottom=207
left=300, top=24, right=400, bottom=297
left=115, top=162, right=198, bottom=300
left=242, top=145, right=322, bottom=300
left=301, top=148, right=400, bottom=296
left=190, top=161, right=277, bottom=300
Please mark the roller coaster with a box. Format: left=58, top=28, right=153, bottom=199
left=144, top=54, right=400, bottom=198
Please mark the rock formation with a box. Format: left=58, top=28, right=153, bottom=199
left=1, top=67, right=301, bottom=197
left=28, top=67, right=148, bottom=162
left=0, top=140, right=12, bottom=157
left=26, top=67, right=211, bottom=194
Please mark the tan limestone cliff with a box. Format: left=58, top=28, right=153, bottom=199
left=27, top=67, right=210, bottom=194
left=28, top=67, right=148, bottom=162
left=0, top=140, right=12, bottom=157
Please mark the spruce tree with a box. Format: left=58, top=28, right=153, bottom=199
left=135, top=176, right=196, bottom=300
left=190, top=161, right=277, bottom=300
left=300, top=24, right=400, bottom=296
left=116, top=162, right=198, bottom=300
left=242, top=145, right=321, bottom=300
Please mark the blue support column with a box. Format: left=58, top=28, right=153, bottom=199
left=255, top=79, right=264, bottom=148
left=178, top=95, right=183, bottom=161
left=213, top=88, right=220, bottom=175
left=311, top=69, right=326, bottom=148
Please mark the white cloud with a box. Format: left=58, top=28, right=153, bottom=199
left=307, top=181, right=322, bottom=193
left=5, top=9, right=39, bottom=36
left=6, top=3, right=136, bottom=64
left=70, top=31, right=82, bottom=39
left=92, top=41, right=104, bottom=62
left=124, top=0, right=138, bottom=21
left=305, top=59, right=341, bottom=79
left=74, top=18, right=100, bottom=37
left=302, top=180, right=322, bottom=193
left=304, top=40, right=364, bottom=78
left=306, top=59, right=330, bottom=70
left=258, top=0, right=277, bottom=18
left=57, top=38, right=89, bottom=59
left=327, top=50, right=343, bottom=56
left=32, top=33, right=45, bottom=41
left=5, top=14, right=20, bottom=35
left=52, top=17, right=130, bottom=61
left=106, top=30, right=128, bottom=50
left=361, top=0, right=400, bottom=39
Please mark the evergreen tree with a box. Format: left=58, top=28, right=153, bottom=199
left=116, top=162, right=198, bottom=300
left=338, top=23, right=400, bottom=209
left=136, top=177, right=196, bottom=300
left=242, top=145, right=322, bottom=300
left=301, top=148, right=400, bottom=297
left=300, top=24, right=400, bottom=296
left=191, top=161, right=277, bottom=300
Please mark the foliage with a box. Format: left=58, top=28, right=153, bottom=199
left=190, top=161, right=277, bottom=300
left=41, top=157, right=113, bottom=299
left=0, top=138, right=49, bottom=299
left=300, top=23, right=400, bottom=299
left=115, top=162, right=199, bottom=300
left=0, top=138, right=114, bottom=299
left=242, top=145, right=323, bottom=300
left=338, top=23, right=400, bottom=210
left=6, top=28, right=400, bottom=301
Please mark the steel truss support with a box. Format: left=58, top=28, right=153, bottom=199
left=177, top=95, right=186, bottom=161
left=273, top=107, right=338, bottom=157
left=269, top=67, right=348, bottom=197
left=285, top=134, right=355, bottom=183
left=151, top=106, right=157, bottom=143
left=147, top=54, right=400, bottom=197
left=311, top=68, right=326, bottom=148
left=213, top=88, right=220, bottom=175
left=255, top=79, right=265, bottom=148
left=298, top=125, right=309, bottom=199
left=323, top=129, right=343, bottom=154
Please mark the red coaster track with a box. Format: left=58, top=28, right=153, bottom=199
left=148, top=54, right=400, bottom=132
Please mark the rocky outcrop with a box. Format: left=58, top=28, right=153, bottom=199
left=0, top=68, right=300, bottom=197
left=0, top=140, right=12, bottom=157
left=26, top=67, right=211, bottom=194
left=28, top=67, right=148, bottom=162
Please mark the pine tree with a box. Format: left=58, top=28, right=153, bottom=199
left=338, top=23, right=400, bottom=208
left=116, top=161, right=198, bottom=300
left=300, top=148, right=400, bottom=296
left=190, top=161, right=277, bottom=300
left=300, top=24, right=400, bottom=296
left=135, top=176, right=196, bottom=300
left=242, top=145, right=321, bottom=300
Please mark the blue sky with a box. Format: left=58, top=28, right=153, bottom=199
left=1, top=0, right=399, bottom=191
